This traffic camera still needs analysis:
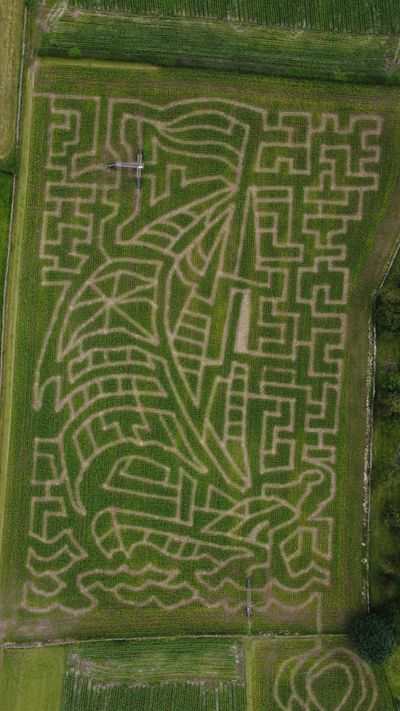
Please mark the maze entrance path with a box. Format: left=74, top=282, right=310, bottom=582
left=1, top=61, right=400, bottom=642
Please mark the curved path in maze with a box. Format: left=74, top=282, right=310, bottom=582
left=23, top=92, right=382, bottom=635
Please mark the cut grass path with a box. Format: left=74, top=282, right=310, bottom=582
left=0, top=647, right=65, bottom=711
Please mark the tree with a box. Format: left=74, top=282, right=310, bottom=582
left=350, top=612, right=395, bottom=664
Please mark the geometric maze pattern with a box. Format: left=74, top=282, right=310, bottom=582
left=23, top=91, right=382, bottom=627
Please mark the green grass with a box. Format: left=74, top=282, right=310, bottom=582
left=2, top=59, right=400, bottom=643
left=0, top=173, right=13, bottom=351
left=0, top=647, right=65, bottom=711
left=0, top=0, right=24, bottom=164
left=386, top=644, right=400, bottom=702
left=38, top=11, right=399, bottom=86
left=64, top=0, right=400, bottom=35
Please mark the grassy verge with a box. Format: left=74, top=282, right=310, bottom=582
left=0, top=173, right=13, bottom=352
left=0, top=1, right=24, bottom=165
left=37, top=10, right=400, bottom=86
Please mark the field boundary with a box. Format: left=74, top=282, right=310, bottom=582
left=0, top=70, right=34, bottom=575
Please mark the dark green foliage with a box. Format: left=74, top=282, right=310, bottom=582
left=386, top=600, right=400, bottom=636
left=380, top=371, right=400, bottom=393
left=384, top=503, right=400, bottom=530
left=350, top=612, right=396, bottom=664
left=376, top=284, right=400, bottom=334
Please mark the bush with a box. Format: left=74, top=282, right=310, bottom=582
left=350, top=612, right=396, bottom=663
left=385, top=503, right=400, bottom=530
left=381, top=371, right=400, bottom=393
left=67, top=47, right=82, bottom=59
left=375, top=286, right=400, bottom=334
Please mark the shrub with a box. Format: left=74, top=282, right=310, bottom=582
left=350, top=612, right=396, bottom=663
left=375, top=286, right=400, bottom=334
left=67, top=47, right=82, bottom=59
left=381, top=371, right=400, bottom=393
left=385, top=503, right=400, bottom=530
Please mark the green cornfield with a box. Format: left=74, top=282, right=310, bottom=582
left=67, top=0, right=400, bottom=35
left=2, top=60, right=400, bottom=643
left=62, top=676, right=246, bottom=711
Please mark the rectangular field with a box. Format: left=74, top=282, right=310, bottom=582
left=249, top=636, right=395, bottom=710
left=2, top=59, right=400, bottom=641
left=0, top=638, right=245, bottom=711
left=65, top=0, right=400, bottom=35
left=0, top=635, right=394, bottom=710
left=39, top=11, right=396, bottom=86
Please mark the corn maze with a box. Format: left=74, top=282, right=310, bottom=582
left=10, top=68, right=384, bottom=632
left=254, top=636, right=394, bottom=710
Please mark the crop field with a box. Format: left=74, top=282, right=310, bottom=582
left=61, top=638, right=245, bottom=711
left=0, top=638, right=245, bottom=711
left=39, top=11, right=396, bottom=86
left=2, top=59, right=400, bottom=644
left=250, top=636, right=395, bottom=710
left=65, top=0, right=400, bottom=35
left=1, top=635, right=395, bottom=710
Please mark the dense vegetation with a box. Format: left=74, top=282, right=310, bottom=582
left=371, top=244, right=400, bottom=698
left=66, top=0, right=400, bottom=35
left=350, top=612, right=396, bottom=664
left=372, top=250, right=400, bottom=615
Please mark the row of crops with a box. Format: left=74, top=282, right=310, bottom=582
left=67, top=639, right=244, bottom=684
left=66, top=0, right=400, bottom=34
left=39, top=14, right=394, bottom=85
left=62, top=672, right=246, bottom=711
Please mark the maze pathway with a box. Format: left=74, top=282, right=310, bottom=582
left=253, top=636, right=394, bottom=710
left=2, top=66, right=393, bottom=640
